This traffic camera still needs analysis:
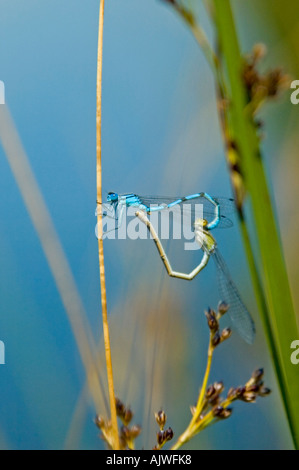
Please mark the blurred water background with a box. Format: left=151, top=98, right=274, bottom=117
left=0, top=0, right=298, bottom=449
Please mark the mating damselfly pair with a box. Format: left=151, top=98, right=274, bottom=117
left=98, top=191, right=234, bottom=231
left=96, top=192, right=255, bottom=345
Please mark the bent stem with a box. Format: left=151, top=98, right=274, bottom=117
left=191, top=340, right=213, bottom=423
left=96, top=0, right=119, bottom=450
left=171, top=334, right=215, bottom=450
left=169, top=1, right=218, bottom=73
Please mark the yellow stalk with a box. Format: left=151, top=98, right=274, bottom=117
left=96, top=0, right=120, bottom=450
left=171, top=337, right=214, bottom=450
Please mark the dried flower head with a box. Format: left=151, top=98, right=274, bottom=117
left=242, top=43, right=290, bottom=114
left=155, top=410, right=167, bottom=430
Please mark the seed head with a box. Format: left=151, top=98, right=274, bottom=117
left=155, top=410, right=167, bottom=429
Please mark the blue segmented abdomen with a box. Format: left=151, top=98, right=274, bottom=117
left=104, top=192, right=234, bottom=230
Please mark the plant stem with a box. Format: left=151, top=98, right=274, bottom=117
left=170, top=3, right=218, bottom=73
left=96, top=0, right=120, bottom=450
left=212, top=0, right=299, bottom=449
left=171, top=337, right=214, bottom=450
left=192, top=340, right=213, bottom=423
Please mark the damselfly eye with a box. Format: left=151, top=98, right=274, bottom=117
left=107, top=192, right=118, bottom=202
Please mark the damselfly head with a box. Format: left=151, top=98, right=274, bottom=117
left=194, top=218, right=208, bottom=229
left=107, top=192, right=119, bottom=202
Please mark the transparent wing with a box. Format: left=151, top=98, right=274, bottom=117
left=95, top=202, right=116, bottom=218
left=98, top=193, right=235, bottom=235
left=140, top=195, right=235, bottom=211
left=95, top=202, right=122, bottom=237
left=212, top=249, right=255, bottom=344
left=137, top=195, right=235, bottom=229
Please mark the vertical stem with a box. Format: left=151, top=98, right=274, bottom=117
left=192, top=340, right=213, bottom=423
left=213, top=0, right=299, bottom=448
left=96, top=0, right=120, bottom=450
left=171, top=338, right=214, bottom=450
left=214, top=49, right=283, bottom=404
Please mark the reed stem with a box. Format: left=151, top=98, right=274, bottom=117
left=96, top=0, right=120, bottom=450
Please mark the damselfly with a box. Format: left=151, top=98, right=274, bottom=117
left=135, top=211, right=255, bottom=344
left=97, top=192, right=235, bottom=235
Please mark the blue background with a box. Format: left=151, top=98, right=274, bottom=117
left=0, top=0, right=298, bottom=449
